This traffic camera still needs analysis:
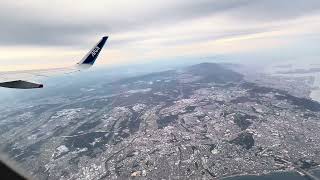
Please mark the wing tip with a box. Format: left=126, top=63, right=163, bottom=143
left=78, top=36, right=108, bottom=66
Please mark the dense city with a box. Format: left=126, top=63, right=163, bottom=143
left=0, top=63, right=320, bottom=179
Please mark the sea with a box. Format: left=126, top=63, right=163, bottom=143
left=225, top=169, right=320, bottom=180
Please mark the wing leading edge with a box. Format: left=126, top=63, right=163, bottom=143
left=0, top=36, right=108, bottom=89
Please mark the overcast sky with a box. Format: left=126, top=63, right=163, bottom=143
left=0, top=0, right=320, bottom=71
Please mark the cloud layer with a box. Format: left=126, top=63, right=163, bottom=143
left=0, top=0, right=320, bottom=69
left=1, top=0, right=319, bottom=45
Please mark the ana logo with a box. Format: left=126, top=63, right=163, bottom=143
left=91, top=47, right=100, bottom=57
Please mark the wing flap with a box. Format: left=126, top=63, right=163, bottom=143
left=0, top=80, right=43, bottom=89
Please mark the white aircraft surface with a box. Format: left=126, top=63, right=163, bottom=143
left=0, top=36, right=108, bottom=89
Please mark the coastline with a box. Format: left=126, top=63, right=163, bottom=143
left=223, top=167, right=320, bottom=180
left=222, top=170, right=309, bottom=180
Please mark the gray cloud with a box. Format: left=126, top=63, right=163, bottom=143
left=0, top=0, right=250, bottom=46
left=0, top=0, right=319, bottom=46
left=230, top=0, right=320, bottom=21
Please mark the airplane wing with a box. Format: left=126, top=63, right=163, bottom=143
left=0, top=36, right=108, bottom=89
